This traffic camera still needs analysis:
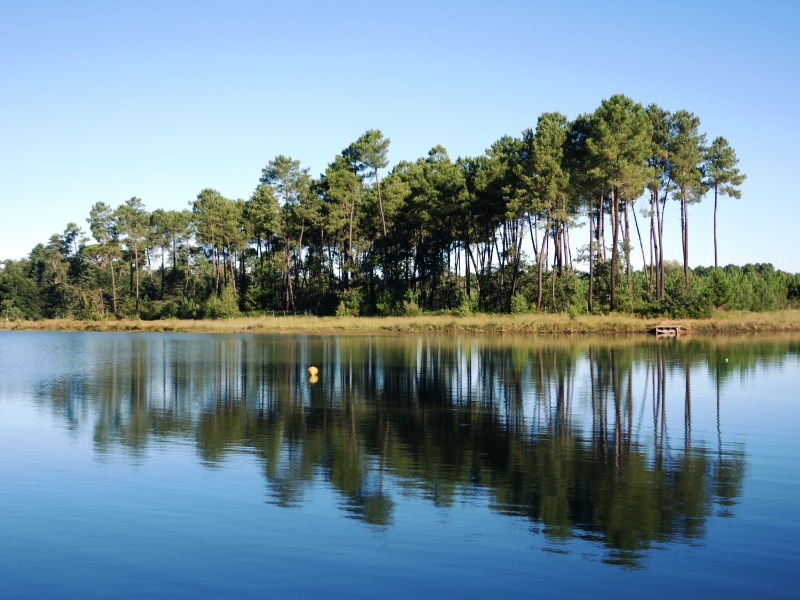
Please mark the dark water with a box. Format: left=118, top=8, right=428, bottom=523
left=1, top=331, right=798, bottom=599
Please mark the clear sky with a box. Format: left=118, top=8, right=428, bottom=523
left=1, top=0, right=797, bottom=271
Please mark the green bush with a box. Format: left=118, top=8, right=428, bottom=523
left=1, top=299, right=24, bottom=321
left=660, top=276, right=712, bottom=318
left=750, top=276, right=784, bottom=312
left=510, top=292, right=529, bottom=314
left=708, top=269, right=735, bottom=308
left=204, top=286, right=241, bottom=319
left=335, top=288, right=362, bottom=317
left=137, top=298, right=160, bottom=320
left=159, top=300, right=178, bottom=319
left=787, top=274, right=800, bottom=304
left=453, top=289, right=478, bottom=316
left=177, top=298, right=199, bottom=319
left=402, top=288, right=422, bottom=316
left=375, top=290, right=393, bottom=316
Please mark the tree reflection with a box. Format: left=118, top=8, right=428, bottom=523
left=30, top=333, right=776, bottom=565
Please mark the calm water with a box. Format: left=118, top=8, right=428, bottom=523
left=1, top=331, right=798, bottom=599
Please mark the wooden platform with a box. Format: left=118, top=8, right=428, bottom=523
left=652, top=324, right=682, bottom=337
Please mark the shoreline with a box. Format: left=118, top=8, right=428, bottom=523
left=3, top=310, right=800, bottom=335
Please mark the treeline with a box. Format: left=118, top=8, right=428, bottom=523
left=1, top=93, right=798, bottom=321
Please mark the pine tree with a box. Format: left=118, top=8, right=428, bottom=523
left=705, top=137, right=746, bottom=269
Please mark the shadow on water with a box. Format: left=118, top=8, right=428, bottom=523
left=29, top=332, right=795, bottom=567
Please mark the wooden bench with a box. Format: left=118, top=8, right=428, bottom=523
left=653, top=324, right=682, bottom=337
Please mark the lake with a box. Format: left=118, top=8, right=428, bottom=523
left=1, top=331, right=798, bottom=599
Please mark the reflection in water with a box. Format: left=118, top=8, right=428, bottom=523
left=28, top=333, right=786, bottom=567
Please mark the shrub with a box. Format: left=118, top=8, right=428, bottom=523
left=1, top=299, right=24, bottom=322
left=510, top=293, right=529, bottom=314
left=204, top=286, right=240, bottom=319
left=375, top=290, right=393, bottom=316
left=335, top=288, right=362, bottom=317
left=402, top=288, right=422, bottom=316
left=453, top=290, right=478, bottom=316
left=660, top=276, right=712, bottom=318
left=177, top=298, right=199, bottom=319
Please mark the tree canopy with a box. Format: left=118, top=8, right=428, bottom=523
left=3, top=94, right=782, bottom=322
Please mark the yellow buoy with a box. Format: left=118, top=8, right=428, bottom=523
left=308, top=366, right=319, bottom=376
left=308, top=374, right=319, bottom=384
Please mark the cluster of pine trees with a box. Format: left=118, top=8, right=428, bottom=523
left=2, top=94, right=798, bottom=321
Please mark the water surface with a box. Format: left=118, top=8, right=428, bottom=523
left=1, top=331, right=798, bottom=598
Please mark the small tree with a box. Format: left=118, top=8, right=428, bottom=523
left=204, top=285, right=240, bottom=319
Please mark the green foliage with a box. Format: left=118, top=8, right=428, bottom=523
left=0, top=97, right=787, bottom=322
left=177, top=298, right=200, bottom=320
left=659, top=274, right=712, bottom=318
left=787, top=275, right=800, bottom=304
left=72, top=289, right=106, bottom=320
left=375, top=290, right=393, bottom=316
left=204, top=286, right=241, bottom=319
left=402, top=288, right=422, bottom=316
left=136, top=298, right=160, bottom=320
left=587, top=260, right=611, bottom=313
left=136, top=298, right=180, bottom=320
left=453, top=289, right=479, bottom=316
left=749, top=274, right=785, bottom=312
left=335, top=288, right=362, bottom=317
left=115, top=295, right=138, bottom=319
left=534, top=270, right=589, bottom=314
left=707, top=269, right=735, bottom=307
left=1, top=298, right=24, bottom=321
left=510, top=292, right=529, bottom=314
left=0, top=259, right=42, bottom=319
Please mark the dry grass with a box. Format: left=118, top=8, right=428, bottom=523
left=4, top=309, right=800, bottom=335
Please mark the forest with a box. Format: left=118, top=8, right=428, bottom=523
left=2, top=94, right=799, bottom=321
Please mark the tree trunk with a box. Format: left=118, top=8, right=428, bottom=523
left=464, top=243, right=470, bottom=298
left=494, top=235, right=506, bottom=310
left=633, top=204, right=648, bottom=301
left=657, top=192, right=667, bottom=300
left=509, top=218, right=526, bottom=302
left=345, top=200, right=355, bottom=288
left=624, top=202, right=632, bottom=302
left=134, top=245, right=140, bottom=314
left=375, top=172, right=388, bottom=288
left=588, top=196, right=594, bottom=313
left=649, top=192, right=657, bottom=300
left=681, top=197, right=690, bottom=287
left=527, top=214, right=539, bottom=263
left=610, top=190, right=619, bottom=311
left=565, top=222, right=573, bottom=271
left=375, top=172, right=387, bottom=239
left=713, top=184, right=719, bottom=270
left=551, top=225, right=556, bottom=303
left=228, top=242, right=236, bottom=292
left=465, top=244, right=480, bottom=298
left=536, top=212, right=549, bottom=312
left=599, top=198, right=607, bottom=261
left=239, top=251, right=245, bottom=306
left=284, top=239, right=294, bottom=313
left=295, top=220, right=305, bottom=298
left=108, top=253, right=117, bottom=316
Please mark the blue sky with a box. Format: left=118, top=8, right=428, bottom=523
left=2, top=0, right=797, bottom=271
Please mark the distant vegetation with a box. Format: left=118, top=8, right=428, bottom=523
left=2, top=93, right=797, bottom=323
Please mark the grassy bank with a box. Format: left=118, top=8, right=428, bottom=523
left=3, top=310, right=800, bottom=335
